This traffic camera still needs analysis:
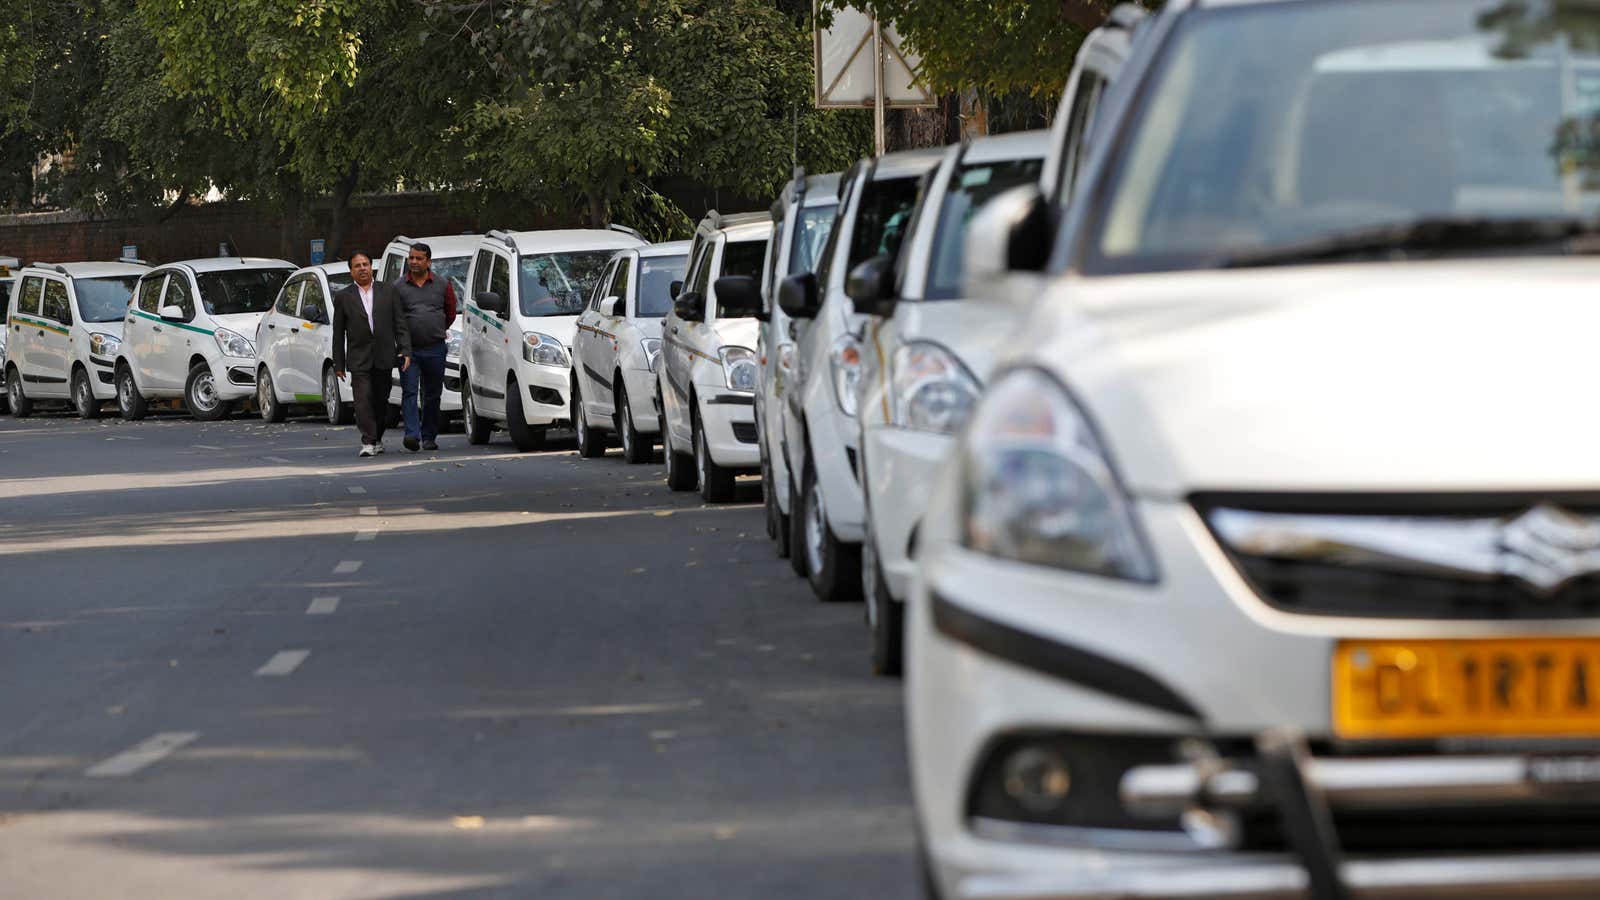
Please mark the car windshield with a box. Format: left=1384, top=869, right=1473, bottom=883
left=1, top=279, right=12, bottom=317
left=195, top=268, right=291, bottom=316
left=73, top=276, right=141, bottom=322
left=518, top=251, right=614, bottom=317
left=926, top=158, right=1044, bottom=299
left=790, top=204, right=838, bottom=274
left=326, top=271, right=353, bottom=293
left=430, top=256, right=471, bottom=297
left=636, top=254, right=688, bottom=317
left=722, top=238, right=768, bottom=279
left=1086, top=0, right=1600, bottom=273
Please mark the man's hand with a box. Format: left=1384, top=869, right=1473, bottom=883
left=335, top=369, right=346, bottom=381
left=401, top=356, right=411, bottom=372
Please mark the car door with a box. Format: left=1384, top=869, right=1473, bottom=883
left=476, top=251, right=513, bottom=419
left=465, top=248, right=494, bottom=393
left=665, top=240, right=713, bottom=424
left=128, top=273, right=167, bottom=387
left=151, top=273, right=197, bottom=390
left=573, top=258, right=613, bottom=401
left=592, top=254, right=631, bottom=418
left=261, top=277, right=304, bottom=395
left=9, top=275, right=43, bottom=383
left=294, top=276, right=333, bottom=396
left=31, top=277, right=75, bottom=397
left=680, top=236, right=721, bottom=389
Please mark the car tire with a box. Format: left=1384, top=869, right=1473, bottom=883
left=186, top=361, right=230, bottom=420
left=864, top=535, right=904, bottom=677
left=73, top=367, right=101, bottom=420
left=663, top=408, right=696, bottom=492
left=764, top=451, right=792, bottom=559
left=323, top=365, right=353, bottom=426
left=787, top=473, right=808, bottom=578
left=257, top=368, right=286, bottom=422
left=695, top=408, right=736, bottom=503
left=802, top=460, right=862, bottom=603
left=573, top=381, right=604, bottom=458
left=617, top=381, right=651, bottom=464
left=115, top=364, right=146, bottom=420
left=505, top=378, right=546, bottom=451
left=462, top=373, right=492, bottom=445
left=7, top=367, right=31, bottom=418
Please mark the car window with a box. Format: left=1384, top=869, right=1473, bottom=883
left=473, top=250, right=494, bottom=297
left=610, top=258, right=631, bottom=311
left=721, top=238, right=768, bottom=280
left=18, top=276, right=42, bottom=316
left=790, top=204, right=838, bottom=276
left=196, top=268, right=291, bottom=316
left=162, top=275, right=196, bottom=321
left=925, top=158, right=1046, bottom=300
left=848, top=176, right=922, bottom=272
left=1056, top=71, right=1108, bottom=204
left=0, top=280, right=10, bottom=319
left=489, top=253, right=511, bottom=305
left=301, top=280, right=330, bottom=324
left=589, top=260, right=618, bottom=312
left=74, top=276, right=140, bottom=323
left=276, top=278, right=304, bottom=316
left=765, top=206, right=786, bottom=294
left=383, top=253, right=405, bottom=283
left=138, top=274, right=166, bottom=313
left=691, top=241, right=716, bottom=296
left=636, top=254, right=687, bottom=317
left=815, top=175, right=859, bottom=288
left=43, top=279, right=72, bottom=325
left=516, top=250, right=612, bottom=317
left=431, top=256, right=471, bottom=299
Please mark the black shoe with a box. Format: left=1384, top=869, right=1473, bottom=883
left=422, top=439, right=439, bottom=451
left=404, top=436, right=420, bottom=452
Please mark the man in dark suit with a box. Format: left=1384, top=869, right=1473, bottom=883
left=333, top=251, right=411, bottom=457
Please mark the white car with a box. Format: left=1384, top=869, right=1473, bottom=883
left=461, top=228, right=646, bottom=450
left=776, top=147, right=942, bottom=602
left=658, top=211, right=772, bottom=502
left=253, top=261, right=359, bottom=425
left=114, top=258, right=295, bottom=420
left=569, top=240, right=690, bottom=462
left=849, top=130, right=1053, bottom=675
left=378, top=234, right=474, bottom=423
left=5, top=261, right=147, bottom=419
left=911, top=3, right=1600, bottom=898
left=757, top=170, right=842, bottom=568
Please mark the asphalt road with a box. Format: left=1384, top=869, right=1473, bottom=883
left=0, top=406, right=915, bottom=899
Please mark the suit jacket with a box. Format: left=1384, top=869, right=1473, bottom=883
left=332, top=281, right=411, bottom=372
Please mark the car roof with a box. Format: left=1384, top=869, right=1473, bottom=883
left=963, top=129, right=1052, bottom=165
left=870, top=146, right=948, bottom=180
left=21, top=261, right=150, bottom=278
left=694, top=211, right=772, bottom=236
left=499, top=229, right=646, bottom=254
left=155, top=257, right=296, bottom=275
left=384, top=234, right=481, bottom=258
left=724, top=221, right=773, bottom=241
left=802, top=173, right=843, bottom=208
left=641, top=240, right=691, bottom=258
left=290, top=262, right=351, bottom=278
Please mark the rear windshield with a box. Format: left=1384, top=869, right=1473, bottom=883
left=73, top=276, right=141, bottom=323
left=196, top=268, right=291, bottom=315
left=1, top=279, right=11, bottom=317
left=429, top=256, right=471, bottom=298
left=326, top=271, right=354, bottom=293
left=518, top=251, right=615, bottom=317
left=721, top=238, right=769, bottom=280
left=636, top=254, right=688, bottom=317
left=926, top=158, right=1045, bottom=299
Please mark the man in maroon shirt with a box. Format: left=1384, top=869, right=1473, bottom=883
left=392, top=242, right=458, bottom=452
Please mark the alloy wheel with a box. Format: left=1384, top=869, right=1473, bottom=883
left=192, top=371, right=219, bottom=412
left=805, top=480, right=827, bottom=576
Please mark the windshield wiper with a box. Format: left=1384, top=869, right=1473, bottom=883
left=1220, top=216, right=1600, bottom=268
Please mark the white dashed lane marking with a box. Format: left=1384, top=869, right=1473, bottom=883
left=192, top=445, right=223, bottom=451
left=85, top=732, right=199, bottom=777
left=355, top=531, right=377, bottom=543
left=359, top=506, right=377, bottom=516
left=256, top=650, right=311, bottom=677
left=262, top=455, right=291, bottom=463
left=333, top=560, right=363, bottom=575
left=347, top=486, right=367, bottom=495
left=306, top=597, right=340, bottom=615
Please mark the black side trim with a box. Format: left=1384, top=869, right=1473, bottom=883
left=1191, top=490, right=1600, bottom=517
left=90, top=355, right=114, bottom=368
left=472, top=383, right=505, bottom=401
left=706, top=394, right=754, bottom=406
left=21, top=373, right=67, bottom=384
left=931, top=592, right=1202, bottom=721
left=582, top=364, right=613, bottom=391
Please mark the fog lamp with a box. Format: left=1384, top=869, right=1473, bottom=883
left=1002, top=745, right=1072, bottom=814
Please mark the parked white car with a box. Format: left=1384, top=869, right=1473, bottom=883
left=848, top=131, right=1052, bottom=675
left=5, top=261, right=147, bottom=418
left=461, top=228, right=646, bottom=450
left=658, top=211, right=772, bottom=502
left=757, top=170, right=841, bottom=567
left=569, top=240, right=690, bottom=462
left=775, top=148, right=941, bottom=601
left=379, top=234, right=474, bottom=424
left=911, top=4, right=1600, bottom=898
left=252, top=261, right=359, bottom=425
left=114, top=258, right=294, bottom=420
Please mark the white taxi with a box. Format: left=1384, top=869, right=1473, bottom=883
left=461, top=228, right=646, bottom=450
left=569, top=240, right=690, bottom=462
left=658, top=212, right=771, bottom=502
left=114, top=258, right=294, bottom=420
left=5, top=260, right=147, bottom=418
left=378, top=234, right=474, bottom=424
left=252, top=261, right=358, bottom=424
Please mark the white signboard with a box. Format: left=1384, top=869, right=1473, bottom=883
left=814, top=4, right=935, bottom=109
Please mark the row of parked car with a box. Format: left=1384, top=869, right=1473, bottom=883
left=12, top=0, right=1600, bottom=894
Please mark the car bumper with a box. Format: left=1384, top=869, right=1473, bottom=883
left=516, top=360, right=570, bottom=426
left=803, top=392, right=865, bottom=543
left=212, top=357, right=258, bottom=401
left=622, top=367, right=660, bottom=434
left=863, top=425, right=952, bottom=602
left=699, top=391, right=759, bottom=469
left=387, top=359, right=464, bottom=413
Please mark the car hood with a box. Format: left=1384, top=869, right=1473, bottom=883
left=712, top=317, right=759, bottom=352
left=876, top=298, right=1023, bottom=385
left=1022, top=258, right=1600, bottom=496
left=212, top=312, right=265, bottom=335
left=631, top=317, right=664, bottom=340
left=529, top=315, right=579, bottom=348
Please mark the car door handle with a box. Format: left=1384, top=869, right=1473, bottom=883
left=671, top=327, right=679, bottom=334
left=291, top=327, right=300, bottom=333
left=151, top=326, right=163, bottom=333
left=267, top=322, right=276, bottom=330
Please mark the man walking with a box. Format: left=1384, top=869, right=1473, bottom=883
left=333, top=251, right=411, bottom=457
left=393, top=242, right=457, bottom=452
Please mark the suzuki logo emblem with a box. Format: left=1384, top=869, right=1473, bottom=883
left=1498, top=504, right=1600, bottom=596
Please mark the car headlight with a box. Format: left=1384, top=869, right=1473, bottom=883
left=522, top=331, right=570, bottom=367
left=829, top=334, right=862, bottom=417
left=212, top=327, right=254, bottom=359
left=891, top=342, right=980, bottom=435
left=720, top=345, right=758, bottom=392
left=641, top=337, right=662, bottom=373
left=90, top=332, right=123, bottom=358
left=445, top=329, right=463, bottom=359
left=961, top=369, right=1156, bottom=581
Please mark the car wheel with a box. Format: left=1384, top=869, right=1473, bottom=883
left=186, top=361, right=230, bottom=420
left=257, top=368, right=285, bottom=422
left=505, top=378, right=546, bottom=451
left=695, top=409, right=736, bottom=503
left=864, top=534, right=904, bottom=676
left=802, top=461, right=862, bottom=603
left=663, top=407, right=696, bottom=492
left=7, top=367, right=31, bottom=418
left=787, top=472, right=808, bottom=577
left=115, top=364, right=146, bottom=420
left=462, top=372, right=492, bottom=444
left=617, top=381, right=651, bottom=464
left=323, top=365, right=353, bottom=426
left=764, top=451, right=792, bottom=559
left=574, top=381, right=603, bottom=458
left=73, top=367, right=101, bottom=420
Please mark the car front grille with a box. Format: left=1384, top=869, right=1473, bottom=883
left=732, top=422, right=758, bottom=444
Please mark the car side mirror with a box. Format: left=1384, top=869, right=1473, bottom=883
left=713, top=276, right=762, bottom=319
left=304, top=304, right=326, bottom=325
left=777, top=272, right=820, bottom=320
left=476, top=291, right=508, bottom=318
left=966, top=184, right=1054, bottom=285
left=600, top=296, right=623, bottom=318
left=669, top=280, right=683, bottom=299
left=673, top=291, right=705, bottom=322
left=845, top=255, right=898, bottom=317
left=159, top=304, right=185, bottom=322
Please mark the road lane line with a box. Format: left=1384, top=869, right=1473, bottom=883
left=359, top=506, right=377, bottom=516
left=307, top=597, right=340, bottom=615
left=256, top=650, right=311, bottom=677
left=85, top=732, right=199, bottom=777
left=333, top=560, right=363, bottom=575
left=355, top=530, right=377, bottom=542
left=263, top=455, right=291, bottom=463
left=192, top=445, right=223, bottom=451
left=347, top=486, right=367, bottom=495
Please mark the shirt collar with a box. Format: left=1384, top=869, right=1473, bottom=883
left=408, top=270, right=434, bottom=287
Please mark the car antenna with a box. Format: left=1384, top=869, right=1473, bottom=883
left=228, top=234, right=243, bottom=263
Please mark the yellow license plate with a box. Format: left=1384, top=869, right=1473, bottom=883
left=1333, top=638, right=1600, bottom=739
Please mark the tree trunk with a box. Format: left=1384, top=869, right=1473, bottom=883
left=959, top=89, right=988, bottom=140
left=277, top=177, right=303, bottom=262
left=327, top=165, right=360, bottom=262
left=1059, top=0, right=1112, bottom=32
left=586, top=188, right=609, bottom=228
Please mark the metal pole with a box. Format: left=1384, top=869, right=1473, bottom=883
left=872, top=16, right=886, bottom=156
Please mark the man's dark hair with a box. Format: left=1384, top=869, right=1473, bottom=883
left=411, top=242, right=432, bottom=260
left=348, top=250, right=372, bottom=265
